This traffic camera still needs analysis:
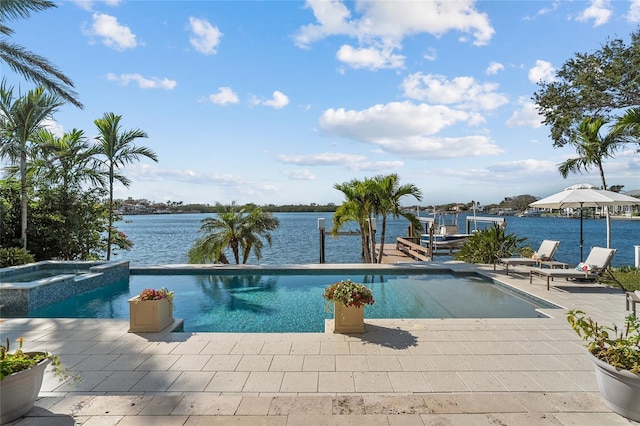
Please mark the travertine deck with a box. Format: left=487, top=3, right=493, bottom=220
left=2, top=261, right=637, bottom=425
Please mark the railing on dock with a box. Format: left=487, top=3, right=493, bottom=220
left=395, top=237, right=430, bottom=261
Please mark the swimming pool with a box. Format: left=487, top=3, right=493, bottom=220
left=7, top=269, right=557, bottom=332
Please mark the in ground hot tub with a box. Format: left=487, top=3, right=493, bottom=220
left=0, top=260, right=129, bottom=314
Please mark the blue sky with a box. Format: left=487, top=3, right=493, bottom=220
left=3, top=0, right=640, bottom=207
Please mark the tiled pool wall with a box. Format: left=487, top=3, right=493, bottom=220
left=0, top=260, right=129, bottom=313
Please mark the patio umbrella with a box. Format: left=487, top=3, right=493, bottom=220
left=529, top=183, right=640, bottom=261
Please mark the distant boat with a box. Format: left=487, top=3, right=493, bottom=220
left=516, top=209, right=542, bottom=217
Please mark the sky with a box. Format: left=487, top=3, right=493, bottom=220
left=2, top=0, right=640, bottom=207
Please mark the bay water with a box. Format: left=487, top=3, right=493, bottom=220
left=111, top=212, right=640, bottom=267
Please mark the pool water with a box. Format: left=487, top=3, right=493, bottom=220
left=12, top=272, right=555, bottom=332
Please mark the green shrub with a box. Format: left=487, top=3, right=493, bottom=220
left=455, top=223, right=527, bottom=264
left=604, top=266, right=640, bottom=291
left=0, top=247, right=35, bottom=268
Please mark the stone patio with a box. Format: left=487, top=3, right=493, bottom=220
left=2, top=261, right=637, bottom=425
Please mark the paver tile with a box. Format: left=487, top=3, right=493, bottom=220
left=335, top=355, right=368, bottom=371
left=281, top=372, right=320, bottom=393
left=320, top=341, right=351, bottom=355
left=318, top=372, right=356, bottom=393
left=236, top=354, right=273, bottom=371
left=116, top=416, right=189, bottom=426
left=135, top=354, right=181, bottom=371
left=422, top=372, right=468, bottom=392
left=230, top=341, right=264, bottom=354
left=270, top=355, right=304, bottom=371
left=353, top=371, right=393, bottom=392
left=261, top=341, right=293, bottom=354
left=456, top=372, right=507, bottom=392
left=168, top=354, right=211, bottom=371
left=303, top=355, right=335, bottom=371
left=91, top=370, right=148, bottom=392
left=236, top=396, right=273, bottom=415
left=291, top=341, right=321, bottom=355
left=75, top=395, right=154, bottom=416
left=202, top=354, right=242, bottom=371
left=388, top=371, right=432, bottom=392
left=138, top=395, right=184, bottom=415
left=129, top=371, right=181, bottom=392
left=243, top=371, right=284, bottom=393
left=172, top=394, right=242, bottom=415
left=166, top=371, right=215, bottom=392
left=205, top=371, right=250, bottom=392
left=366, top=356, right=402, bottom=371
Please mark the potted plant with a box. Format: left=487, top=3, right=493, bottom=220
left=128, top=287, right=175, bottom=333
left=323, top=279, right=374, bottom=333
left=0, top=335, right=73, bottom=424
left=567, top=309, right=640, bottom=421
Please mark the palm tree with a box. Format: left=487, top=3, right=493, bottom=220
left=0, top=81, right=64, bottom=249
left=613, top=107, right=640, bottom=150
left=94, top=112, right=157, bottom=260
left=332, top=178, right=375, bottom=263
left=370, top=174, right=423, bottom=263
left=558, top=116, right=624, bottom=248
left=0, top=0, right=82, bottom=107
left=188, top=203, right=280, bottom=264
left=31, top=128, right=104, bottom=190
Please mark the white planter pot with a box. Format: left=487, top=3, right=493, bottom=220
left=0, top=352, right=51, bottom=424
left=590, top=353, right=640, bottom=421
left=333, top=303, right=365, bottom=334
left=128, top=297, right=174, bottom=333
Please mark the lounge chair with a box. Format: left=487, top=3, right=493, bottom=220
left=529, top=246, right=617, bottom=290
left=494, top=240, right=560, bottom=275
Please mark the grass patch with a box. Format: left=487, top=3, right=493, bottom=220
left=601, top=266, right=640, bottom=291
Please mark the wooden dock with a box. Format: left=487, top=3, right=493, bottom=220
left=376, top=243, right=415, bottom=263
left=376, top=237, right=430, bottom=263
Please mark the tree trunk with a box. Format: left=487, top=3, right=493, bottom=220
left=107, top=174, right=114, bottom=260
left=378, top=217, right=387, bottom=263
left=20, top=149, right=27, bottom=250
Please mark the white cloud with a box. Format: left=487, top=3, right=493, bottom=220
left=401, top=73, right=509, bottom=111
left=85, top=13, right=137, bottom=50
left=348, top=160, right=405, bottom=172
left=438, top=159, right=558, bottom=185
left=127, top=164, right=270, bottom=196
left=486, top=61, right=504, bottom=75
left=318, top=101, right=503, bottom=158
left=256, top=91, right=289, bottom=109
left=536, top=2, right=560, bottom=16
left=423, top=47, right=437, bottom=61
left=294, top=0, right=356, bottom=47
left=106, top=73, right=177, bottom=90
left=294, top=0, right=494, bottom=70
left=506, top=98, right=543, bottom=128
left=276, top=153, right=403, bottom=172
left=72, top=0, right=121, bottom=11
left=576, top=0, right=612, bottom=26
left=296, top=0, right=494, bottom=47
left=282, top=169, right=316, bottom=180
left=336, top=44, right=405, bottom=69
left=488, top=159, right=558, bottom=175
left=276, top=152, right=366, bottom=166
left=528, top=60, right=556, bottom=83
left=189, top=17, right=223, bottom=55
left=206, top=87, right=239, bottom=105
left=41, top=118, right=64, bottom=138
left=628, top=0, right=640, bottom=22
